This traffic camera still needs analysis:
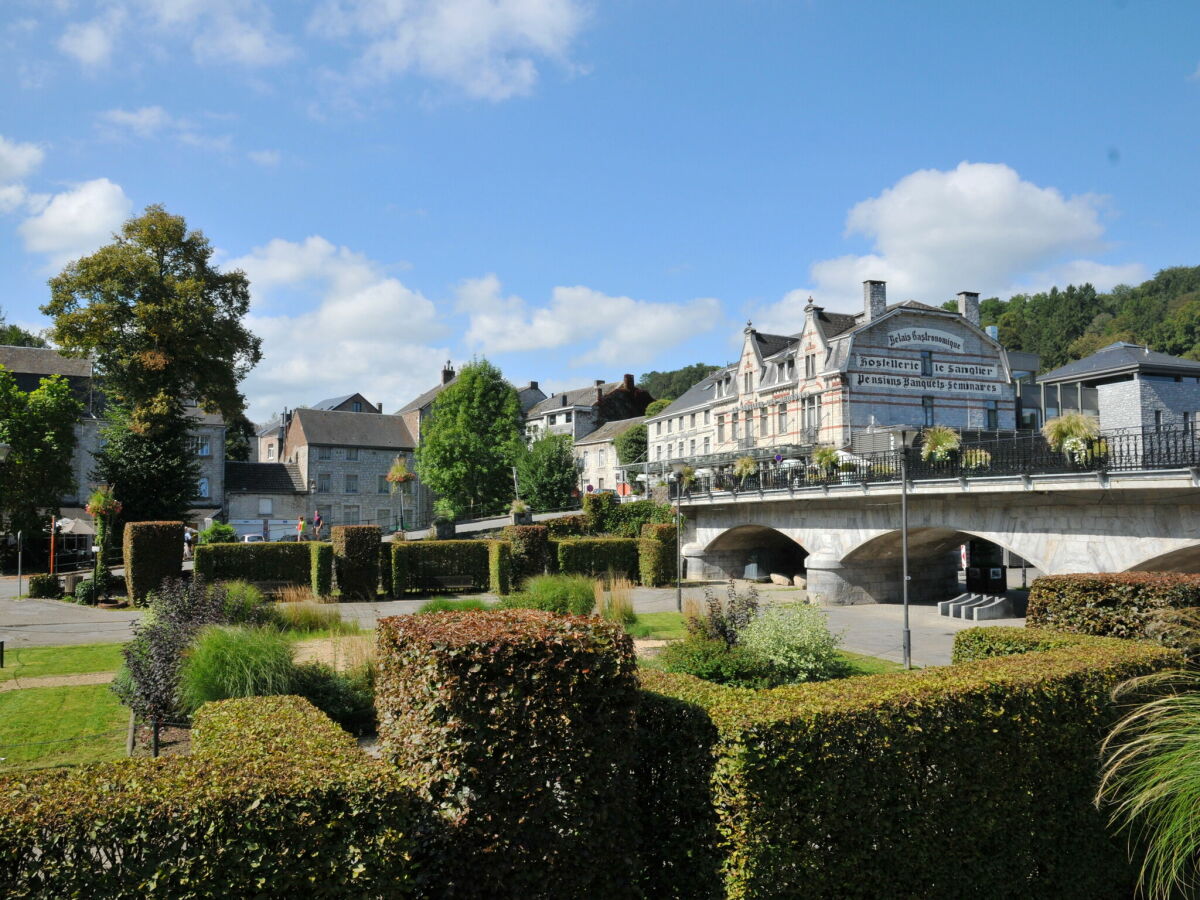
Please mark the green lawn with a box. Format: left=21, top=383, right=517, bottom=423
left=0, top=683, right=127, bottom=772
left=626, top=611, right=688, bottom=640
left=0, top=642, right=124, bottom=683
left=837, top=650, right=907, bottom=676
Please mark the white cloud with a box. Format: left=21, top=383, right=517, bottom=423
left=97, top=106, right=234, bottom=153
left=247, top=149, right=280, bottom=167
left=227, top=236, right=448, bottom=420
left=311, top=0, right=589, bottom=100
left=98, top=105, right=173, bottom=138
left=57, top=7, right=125, bottom=66
left=458, top=274, right=721, bottom=366
left=18, top=178, right=132, bottom=268
left=0, top=135, right=45, bottom=182
left=754, top=161, right=1143, bottom=332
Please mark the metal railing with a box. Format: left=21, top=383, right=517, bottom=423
left=670, top=425, right=1200, bottom=500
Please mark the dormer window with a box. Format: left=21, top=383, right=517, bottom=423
left=743, top=372, right=752, bottom=393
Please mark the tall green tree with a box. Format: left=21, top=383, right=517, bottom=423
left=614, top=423, right=647, bottom=466
left=516, top=433, right=577, bottom=511
left=92, top=404, right=200, bottom=523
left=415, top=359, right=524, bottom=519
left=0, top=366, right=81, bottom=544
left=638, top=363, right=719, bottom=402
left=0, top=307, right=48, bottom=348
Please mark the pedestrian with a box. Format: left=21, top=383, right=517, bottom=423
left=312, top=509, right=323, bottom=539
left=296, top=515, right=305, bottom=541
left=183, top=527, right=194, bottom=560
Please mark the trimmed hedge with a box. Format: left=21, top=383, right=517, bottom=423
left=583, top=494, right=673, bottom=537
left=636, top=630, right=1179, bottom=899
left=556, top=537, right=639, bottom=581
left=1027, top=573, right=1200, bottom=650
left=331, top=525, right=380, bottom=600
left=544, top=513, right=591, bottom=538
left=194, top=541, right=331, bottom=596
left=124, top=521, right=183, bottom=605
left=378, top=541, right=393, bottom=597
left=638, top=522, right=677, bottom=587
left=376, top=610, right=638, bottom=898
left=25, top=573, right=60, bottom=599
left=501, top=524, right=550, bottom=584
left=391, top=539, right=512, bottom=595
left=951, top=624, right=1083, bottom=663
left=0, top=696, right=430, bottom=898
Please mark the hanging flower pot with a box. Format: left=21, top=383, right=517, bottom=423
left=386, top=457, right=415, bottom=492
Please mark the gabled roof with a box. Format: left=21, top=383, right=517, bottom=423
left=815, top=310, right=859, bottom=340
left=527, top=382, right=620, bottom=417
left=574, top=416, right=646, bottom=446
left=750, top=331, right=795, bottom=359
left=225, top=461, right=306, bottom=494
left=0, top=345, right=92, bottom=378
left=311, top=392, right=378, bottom=412
left=395, top=377, right=457, bottom=415
left=1038, top=342, right=1200, bottom=384
left=291, top=408, right=414, bottom=449
left=653, top=368, right=730, bottom=419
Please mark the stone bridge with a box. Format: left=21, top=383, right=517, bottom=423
left=679, top=469, right=1200, bottom=605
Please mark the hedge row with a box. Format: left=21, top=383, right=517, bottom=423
left=556, top=537, right=639, bottom=580
left=543, top=514, right=591, bottom=538
left=390, top=540, right=511, bottom=595
left=637, top=630, right=1178, bottom=899
left=379, top=541, right=393, bottom=597
left=1027, top=572, right=1200, bottom=651
left=638, top=522, right=677, bottom=587
left=582, top=494, right=672, bottom=537
left=194, top=541, right=331, bottom=596
left=0, top=696, right=430, bottom=898
left=332, top=525, right=380, bottom=600
left=951, top=624, right=1083, bottom=663
left=124, top=521, right=183, bottom=605
left=502, top=524, right=550, bottom=584
left=376, top=610, right=637, bottom=898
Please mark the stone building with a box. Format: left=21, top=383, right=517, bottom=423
left=643, top=281, right=1021, bottom=471
left=0, top=345, right=225, bottom=524
left=224, top=461, right=307, bottom=539
left=1036, top=342, right=1200, bottom=432
left=524, top=374, right=653, bottom=442
left=574, top=417, right=645, bottom=496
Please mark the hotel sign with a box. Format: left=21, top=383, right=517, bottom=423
left=855, top=354, right=998, bottom=380
left=853, top=372, right=1003, bottom=395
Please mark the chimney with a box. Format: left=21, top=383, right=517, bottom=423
left=529, top=380, right=538, bottom=391
left=441, top=360, right=455, bottom=385
left=956, top=292, right=980, bottom=327
left=623, top=373, right=634, bottom=390
left=863, top=280, right=886, bottom=321
left=595, top=379, right=605, bottom=404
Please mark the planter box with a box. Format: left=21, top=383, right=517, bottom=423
left=433, top=521, right=456, bottom=540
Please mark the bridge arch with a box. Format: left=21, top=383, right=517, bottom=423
left=695, top=524, right=809, bottom=582
left=1126, top=543, right=1200, bottom=574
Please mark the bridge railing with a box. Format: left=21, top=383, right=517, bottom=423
left=674, top=425, right=1200, bottom=500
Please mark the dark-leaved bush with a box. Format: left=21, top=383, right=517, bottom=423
left=331, top=525, right=380, bottom=600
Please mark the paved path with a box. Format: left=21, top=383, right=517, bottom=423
left=0, top=596, right=142, bottom=648
left=0, top=671, right=115, bottom=692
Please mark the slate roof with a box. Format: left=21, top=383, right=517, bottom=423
left=527, top=382, right=621, bottom=417
left=1038, top=342, right=1200, bottom=384
left=291, top=407, right=414, bottom=449
left=574, top=416, right=647, bottom=446
left=225, top=461, right=306, bottom=494
left=395, top=377, right=456, bottom=414
left=654, top=369, right=729, bottom=418
left=0, top=345, right=92, bottom=377
left=312, top=394, right=354, bottom=410
left=751, top=331, right=795, bottom=359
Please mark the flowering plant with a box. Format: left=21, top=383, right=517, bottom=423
left=85, top=486, right=122, bottom=519
left=920, top=425, right=961, bottom=463
left=385, top=457, right=415, bottom=491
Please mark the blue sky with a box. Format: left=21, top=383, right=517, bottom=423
left=1, top=0, right=1197, bottom=421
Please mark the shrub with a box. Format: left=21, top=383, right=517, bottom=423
left=583, top=494, right=672, bottom=537
left=74, top=573, right=110, bottom=605
left=489, top=540, right=511, bottom=595
left=952, top=625, right=1083, bottom=663
left=594, top=575, right=636, bottom=624
left=502, top=524, right=550, bottom=582
left=311, top=541, right=333, bottom=597
left=686, top=580, right=759, bottom=648
left=0, top=696, right=429, bottom=898
left=738, top=602, right=843, bottom=683
left=556, top=537, right=639, bottom=580
left=657, top=634, right=776, bottom=688
left=638, top=633, right=1178, bottom=899
left=331, top=525, right=380, bottom=601
left=390, top=540, right=510, bottom=595
left=274, top=601, right=355, bottom=634
left=376, top=610, right=638, bottom=897
left=544, top=513, right=591, bottom=538
left=1027, top=573, right=1200, bottom=652
left=417, top=597, right=489, bottom=614
left=216, top=580, right=282, bottom=627
left=638, top=522, right=676, bottom=587
left=124, top=521, right=183, bottom=605
left=289, top=663, right=376, bottom=735
left=920, top=423, right=961, bottom=462
left=197, top=522, right=237, bottom=544
left=194, top=541, right=331, bottom=596
left=26, top=574, right=60, bottom=599
left=177, top=626, right=296, bottom=714
left=378, top=541, right=392, bottom=597
left=501, top=574, right=595, bottom=615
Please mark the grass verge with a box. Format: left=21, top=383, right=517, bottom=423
left=626, top=611, right=688, bottom=640
left=0, top=642, right=124, bottom=683
left=836, top=650, right=907, bottom=676
left=0, top=683, right=127, bottom=772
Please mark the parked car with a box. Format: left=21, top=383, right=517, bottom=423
left=242, top=534, right=265, bottom=543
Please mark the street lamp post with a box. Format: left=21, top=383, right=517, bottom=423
left=900, top=435, right=912, bottom=669
left=670, top=461, right=687, bottom=612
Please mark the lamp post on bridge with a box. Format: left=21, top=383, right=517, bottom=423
left=671, top=461, right=688, bottom=613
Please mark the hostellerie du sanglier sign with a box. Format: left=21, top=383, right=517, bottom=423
left=886, top=327, right=964, bottom=352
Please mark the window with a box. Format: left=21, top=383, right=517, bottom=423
left=377, top=508, right=391, bottom=530
left=266, top=444, right=275, bottom=460
left=703, top=436, right=711, bottom=454
left=805, top=354, right=816, bottom=379
left=920, top=350, right=933, bottom=377
left=598, top=478, right=604, bottom=490
left=1154, top=409, right=1163, bottom=430
left=192, top=435, right=211, bottom=457
left=346, top=447, right=359, bottom=461
left=378, top=474, right=389, bottom=494
left=258, top=498, right=273, bottom=515
left=677, top=441, right=683, bottom=458
left=731, top=413, right=739, bottom=440
left=196, top=477, right=210, bottom=499
left=985, top=400, right=998, bottom=430
left=744, top=372, right=752, bottom=393
left=690, top=413, right=696, bottom=428
left=704, top=409, right=710, bottom=425
left=583, top=450, right=590, bottom=469
left=690, top=439, right=696, bottom=455
left=343, top=505, right=360, bottom=526
left=318, top=446, right=332, bottom=460
left=922, top=396, right=935, bottom=427
left=786, top=359, right=795, bottom=379
left=352, top=401, right=363, bottom=412
left=656, top=422, right=662, bottom=436
left=345, top=474, right=359, bottom=493
left=599, top=449, right=607, bottom=466
left=565, top=411, right=572, bottom=422
left=778, top=403, right=788, bottom=433
left=317, top=473, right=331, bottom=493
left=667, top=418, right=673, bottom=433
left=760, top=407, right=768, bottom=435
left=1185, top=412, right=1192, bottom=431
left=802, top=395, right=820, bottom=431
left=717, top=415, right=725, bottom=443
left=656, top=445, right=662, bottom=460
left=548, top=414, right=556, bottom=425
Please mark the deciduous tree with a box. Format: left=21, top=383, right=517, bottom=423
left=517, top=433, right=577, bottom=511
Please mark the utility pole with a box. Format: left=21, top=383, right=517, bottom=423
left=512, top=465, right=521, bottom=501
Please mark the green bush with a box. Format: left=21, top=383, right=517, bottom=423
left=501, top=524, right=550, bottom=582
left=74, top=574, right=110, bottom=605
left=638, top=633, right=1179, bottom=899
left=197, top=522, right=237, bottom=544
left=0, top=696, right=429, bottom=897
left=583, top=494, right=672, bottom=537
left=274, top=601, right=355, bottom=634
left=657, top=634, right=776, bottom=688
left=544, top=514, right=591, bottom=538
left=500, top=573, right=595, bottom=615
left=952, top=625, right=1083, bottom=663
left=124, top=521, right=183, bottom=605
left=738, top=602, right=843, bottom=683
left=376, top=610, right=638, bottom=897
left=556, top=537, right=639, bottom=581
left=331, top=525, right=380, bottom=601
left=26, top=573, right=60, bottom=599
left=1027, top=573, right=1200, bottom=651
left=311, top=541, right=333, bottom=597
left=194, top=541, right=331, bottom=597
left=378, top=541, right=393, bottom=597
left=638, top=522, right=676, bottom=586
left=216, top=580, right=282, bottom=627
left=391, top=540, right=511, bottom=595
left=417, top=597, right=490, bottom=614
left=289, top=663, right=376, bottom=736
left=177, top=626, right=296, bottom=714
